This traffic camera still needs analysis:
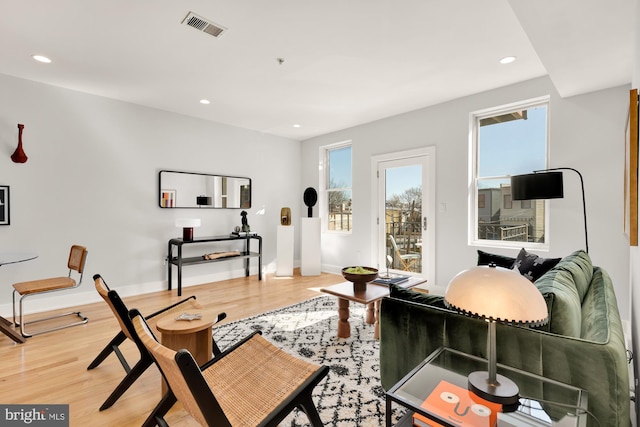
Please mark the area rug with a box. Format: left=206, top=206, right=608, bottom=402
left=212, top=295, right=403, bottom=426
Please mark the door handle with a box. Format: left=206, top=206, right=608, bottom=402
left=423, top=217, right=427, bottom=231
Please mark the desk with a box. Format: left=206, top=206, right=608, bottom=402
left=0, top=252, right=38, bottom=343
left=155, top=307, right=219, bottom=393
left=167, top=234, right=262, bottom=296
left=386, top=347, right=588, bottom=427
left=320, top=276, right=426, bottom=339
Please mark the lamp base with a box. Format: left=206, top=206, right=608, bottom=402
left=468, top=371, right=520, bottom=406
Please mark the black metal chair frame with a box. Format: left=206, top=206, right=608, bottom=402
left=87, top=274, right=225, bottom=411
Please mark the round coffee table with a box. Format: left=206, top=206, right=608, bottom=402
left=156, top=307, right=219, bottom=393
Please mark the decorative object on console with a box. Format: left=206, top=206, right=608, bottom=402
left=303, top=187, right=318, bottom=217
left=510, top=168, right=588, bottom=253
left=196, top=195, right=212, bottom=206
left=11, top=123, right=28, bottom=163
left=240, top=210, right=250, bottom=232
left=0, top=185, right=9, bottom=225
left=175, top=218, right=200, bottom=241
left=444, top=264, right=548, bottom=405
left=280, top=207, right=291, bottom=225
left=203, top=250, right=241, bottom=260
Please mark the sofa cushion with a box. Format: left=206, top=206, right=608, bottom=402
left=514, top=248, right=561, bottom=282
left=476, top=250, right=516, bottom=269
left=534, top=268, right=582, bottom=338
left=389, top=284, right=447, bottom=309
left=549, top=250, right=593, bottom=303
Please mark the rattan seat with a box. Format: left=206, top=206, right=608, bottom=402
left=87, top=274, right=226, bottom=411
left=12, top=245, right=88, bottom=338
left=131, top=309, right=328, bottom=427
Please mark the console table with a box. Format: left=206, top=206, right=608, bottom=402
left=167, top=234, right=262, bottom=296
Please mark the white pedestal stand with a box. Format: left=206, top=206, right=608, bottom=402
left=301, top=217, right=321, bottom=276
left=276, top=225, right=294, bottom=276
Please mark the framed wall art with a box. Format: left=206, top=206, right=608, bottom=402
left=624, top=88, right=638, bottom=246
left=0, top=186, right=9, bottom=225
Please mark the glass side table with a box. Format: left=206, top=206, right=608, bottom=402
left=386, top=347, right=588, bottom=427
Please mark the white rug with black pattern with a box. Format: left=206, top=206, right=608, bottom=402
left=212, top=295, right=402, bottom=426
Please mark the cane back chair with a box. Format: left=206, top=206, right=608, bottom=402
left=131, top=309, right=329, bottom=427
left=87, top=274, right=226, bottom=411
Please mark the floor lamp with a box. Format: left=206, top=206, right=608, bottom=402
left=510, top=168, right=588, bottom=253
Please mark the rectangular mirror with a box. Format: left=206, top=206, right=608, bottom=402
left=159, top=170, right=251, bottom=209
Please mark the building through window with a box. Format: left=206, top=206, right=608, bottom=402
left=471, top=97, right=549, bottom=247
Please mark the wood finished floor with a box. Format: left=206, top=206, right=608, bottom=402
left=0, top=270, right=343, bottom=426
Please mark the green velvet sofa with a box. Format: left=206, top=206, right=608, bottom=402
left=379, top=250, right=630, bottom=427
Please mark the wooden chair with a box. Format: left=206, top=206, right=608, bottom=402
left=12, top=244, right=88, bottom=338
left=130, top=309, right=329, bottom=427
left=87, top=274, right=226, bottom=411
left=388, top=234, right=421, bottom=271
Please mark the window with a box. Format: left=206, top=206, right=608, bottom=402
left=471, top=97, right=549, bottom=247
left=323, top=142, right=352, bottom=232
left=503, top=194, right=512, bottom=209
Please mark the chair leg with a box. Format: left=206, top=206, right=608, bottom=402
left=142, top=391, right=176, bottom=427
left=87, top=331, right=127, bottom=370
left=15, top=292, right=88, bottom=338
left=99, top=355, right=154, bottom=411
left=212, top=337, right=222, bottom=356
left=297, top=395, right=323, bottom=427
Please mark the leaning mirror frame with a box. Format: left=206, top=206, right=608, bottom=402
left=158, top=170, right=251, bottom=209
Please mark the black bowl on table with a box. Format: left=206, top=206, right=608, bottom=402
left=342, top=266, right=379, bottom=290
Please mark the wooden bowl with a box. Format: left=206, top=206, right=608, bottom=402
left=341, top=266, right=379, bottom=285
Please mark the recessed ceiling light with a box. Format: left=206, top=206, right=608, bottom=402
left=499, top=56, right=516, bottom=65
left=292, top=124, right=301, bottom=128
left=32, top=55, right=52, bottom=64
left=199, top=99, right=210, bottom=105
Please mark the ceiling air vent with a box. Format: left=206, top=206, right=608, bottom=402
left=181, top=11, right=226, bottom=38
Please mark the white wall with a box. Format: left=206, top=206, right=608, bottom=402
left=302, top=76, right=631, bottom=321
left=0, top=73, right=301, bottom=315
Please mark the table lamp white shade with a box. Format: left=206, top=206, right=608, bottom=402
left=444, top=264, right=548, bottom=405
left=175, top=218, right=201, bottom=241
left=445, top=265, right=547, bottom=325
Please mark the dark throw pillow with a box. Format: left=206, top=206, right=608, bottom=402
left=477, top=250, right=516, bottom=269
left=514, top=248, right=561, bottom=282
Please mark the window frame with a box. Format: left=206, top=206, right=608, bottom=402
left=469, top=96, right=551, bottom=250
left=319, top=140, right=353, bottom=234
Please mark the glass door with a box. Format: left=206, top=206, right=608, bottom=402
left=374, top=148, right=435, bottom=284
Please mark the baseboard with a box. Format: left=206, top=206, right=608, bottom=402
left=0, top=267, right=258, bottom=318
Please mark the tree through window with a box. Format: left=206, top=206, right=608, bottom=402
left=326, top=144, right=352, bottom=232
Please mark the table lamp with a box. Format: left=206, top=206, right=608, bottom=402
left=444, top=264, right=548, bottom=405
left=176, top=218, right=201, bottom=241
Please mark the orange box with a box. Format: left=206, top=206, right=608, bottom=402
left=412, top=380, right=502, bottom=427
